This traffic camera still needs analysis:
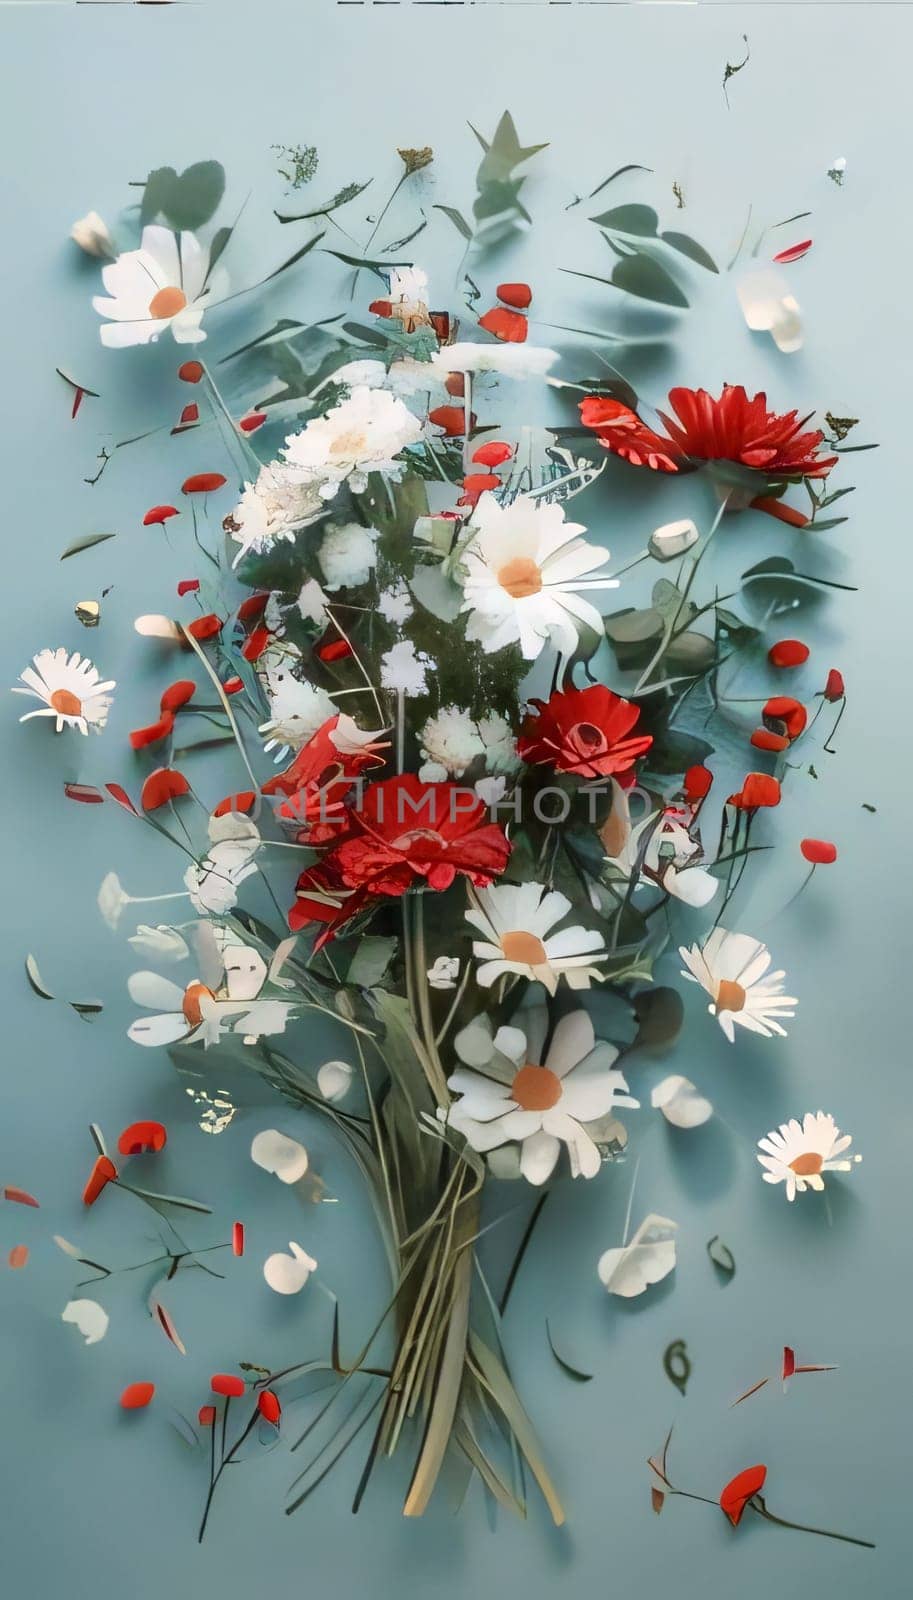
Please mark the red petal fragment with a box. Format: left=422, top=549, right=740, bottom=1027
left=683, top=763, right=713, bottom=800
left=223, top=675, right=244, bottom=695
left=444, top=372, right=465, bottom=398
left=64, top=783, right=105, bottom=805
left=83, top=1155, right=118, bottom=1207
left=140, top=767, right=191, bottom=812
left=72, top=387, right=85, bottom=420
left=458, top=472, right=500, bottom=507
left=237, top=592, right=269, bottom=622
left=316, top=638, right=352, bottom=663
left=120, top=1382, right=155, bottom=1410
left=8, top=1245, right=29, bottom=1268
left=800, top=837, right=838, bottom=865
left=186, top=613, right=224, bottom=642
left=239, top=411, right=267, bottom=434
left=768, top=638, right=810, bottom=668
left=198, top=1405, right=217, bottom=1426
left=176, top=403, right=200, bottom=427
left=824, top=667, right=845, bottom=702
left=782, top=1346, right=796, bottom=1380
left=731, top=1376, right=770, bottom=1407
left=257, top=1390, right=281, bottom=1425
left=750, top=496, right=810, bottom=528
left=178, top=361, right=204, bottom=383
left=129, top=713, right=174, bottom=751
left=105, top=783, right=138, bottom=814
left=478, top=306, right=528, bottom=343
left=720, top=1464, right=767, bottom=1526
left=143, top=505, right=180, bottom=527
left=177, top=578, right=200, bottom=597
left=182, top=472, right=227, bottom=495
left=428, top=404, right=476, bottom=437
left=211, top=1373, right=245, bottom=1398
left=651, top=1486, right=665, bottom=1515
left=232, top=1221, right=244, bottom=1257
left=750, top=728, right=789, bottom=753
left=471, top=441, right=514, bottom=468
left=496, top=281, right=532, bottom=309
left=242, top=624, right=271, bottom=663
left=728, top=773, right=782, bottom=810
left=213, top=792, right=256, bottom=818
left=773, top=239, right=813, bottom=265
left=368, top=299, right=392, bottom=318
left=160, top=680, right=196, bottom=714
left=763, top=695, right=807, bottom=740
left=3, top=1187, right=39, bottom=1207
left=117, top=1121, right=167, bottom=1156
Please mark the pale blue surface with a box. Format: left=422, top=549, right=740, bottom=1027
left=0, top=4, right=910, bottom=1597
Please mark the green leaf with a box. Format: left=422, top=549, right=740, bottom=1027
left=660, top=231, right=719, bottom=272
left=141, top=161, right=225, bottom=231
left=274, top=180, right=372, bottom=224
left=60, top=532, right=116, bottom=561
left=707, top=1236, right=736, bottom=1280
left=433, top=204, right=472, bottom=241
left=609, top=250, right=689, bottom=308
left=321, top=248, right=414, bottom=280
left=663, top=1339, right=691, bottom=1397
left=632, top=987, right=684, bottom=1048
left=409, top=565, right=464, bottom=623
left=470, top=1332, right=565, bottom=1526
left=117, top=1182, right=212, bottom=1215
left=664, top=631, right=716, bottom=673
left=590, top=203, right=658, bottom=235
left=262, top=230, right=327, bottom=284
left=24, top=954, right=54, bottom=1001
left=546, top=1321, right=594, bottom=1383
left=217, top=319, right=308, bottom=364
left=470, top=110, right=548, bottom=184
left=347, top=937, right=397, bottom=990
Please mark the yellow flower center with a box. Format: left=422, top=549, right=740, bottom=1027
left=511, top=1063, right=562, bottom=1112
left=789, top=1151, right=824, bottom=1176
left=182, top=983, right=216, bottom=1026
left=148, top=285, right=188, bottom=319
left=500, top=930, right=548, bottom=966
left=50, top=688, right=83, bottom=717
left=497, top=557, right=542, bottom=599
left=716, top=979, right=747, bottom=1013
left=329, top=429, right=368, bottom=458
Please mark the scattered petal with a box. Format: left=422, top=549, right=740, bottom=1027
left=720, top=1464, right=767, bottom=1526
left=598, top=1214, right=677, bottom=1298
left=62, top=1298, right=109, bottom=1345
left=120, top=1382, right=155, bottom=1410
left=651, top=1075, right=713, bottom=1129
left=801, top=838, right=837, bottom=865
left=263, top=1241, right=317, bottom=1295
left=250, top=1128, right=309, bottom=1184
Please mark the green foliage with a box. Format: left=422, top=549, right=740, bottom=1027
left=140, top=161, right=225, bottom=230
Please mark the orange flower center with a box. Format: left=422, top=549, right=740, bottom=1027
left=511, top=1063, right=562, bottom=1112
left=497, top=557, right=542, bottom=599
left=50, top=688, right=83, bottom=717
left=500, top=930, right=548, bottom=966
left=182, top=983, right=215, bottom=1026
left=789, top=1151, right=824, bottom=1176
left=716, top=979, right=747, bottom=1013
left=329, top=429, right=368, bottom=458
left=148, top=285, right=188, bottom=319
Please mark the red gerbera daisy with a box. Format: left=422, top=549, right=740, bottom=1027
left=263, top=716, right=389, bottom=846
left=333, top=775, right=511, bottom=897
left=580, top=385, right=837, bottom=485
left=518, top=685, right=652, bottom=779
left=288, top=858, right=371, bottom=946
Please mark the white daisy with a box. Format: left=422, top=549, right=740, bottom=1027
left=224, top=463, right=326, bottom=567
left=282, top=386, right=422, bottom=500
left=429, top=342, right=559, bottom=379
left=418, top=705, right=485, bottom=782
left=12, top=648, right=115, bottom=734
left=608, top=809, right=718, bottom=907
left=467, top=881, right=608, bottom=995
left=128, top=934, right=294, bottom=1049
left=679, top=928, right=798, bottom=1043
left=443, top=1008, right=638, bottom=1184
left=92, top=225, right=225, bottom=348
left=184, top=815, right=260, bottom=915
left=460, top=493, right=616, bottom=660
left=317, top=522, right=378, bottom=590
left=757, top=1112, right=861, bottom=1201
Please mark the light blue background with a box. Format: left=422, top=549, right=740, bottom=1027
left=0, top=4, right=910, bottom=1597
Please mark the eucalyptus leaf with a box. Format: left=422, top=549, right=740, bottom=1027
left=60, top=532, right=116, bottom=561
left=707, top=1235, right=736, bottom=1280
left=433, top=204, right=473, bottom=241
left=545, top=1321, right=594, bottom=1383
left=347, top=937, right=397, bottom=990
left=632, top=987, right=684, bottom=1048
left=609, top=250, right=689, bottom=308
left=660, top=231, right=719, bottom=272
left=664, top=631, right=716, bottom=673
left=590, top=203, right=658, bottom=235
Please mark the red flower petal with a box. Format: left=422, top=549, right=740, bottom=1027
left=178, top=361, right=203, bottom=383
left=182, top=472, right=227, bottom=495
left=83, top=1155, right=118, bottom=1207
left=720, top=1464, right=767, bottom=1526
left=105, top=783, right=138, bottom=814
left=683, top=764, right=713, bottom=801
left=824, top=667, right=845, bottom=702
left=458, top=472, right=500, bottom=507
left=750, top=728, right=789, bottom=753
left=143, top=505, right=180, bottom=527
left=223, top=675, right=244, bottom=695
left=213, top=791, right=256, bottom=818
left=773, top=239, right=813, bottom=265
left=237, top=592, right=269, bottom=622
left=186, top=613, right=224, bottom=642
left=129, top=714, right=174, bottom=751
left=316, top=638, right=353, bottom=663
left=496, top=281, right=532, bottom=309
left=242, top=624, right=271, bottom=663
left=782, top=1346, right=797, bottom=1380
left=8, top=1245, right=29, bottom=1268
left=478, top=307, right=528, bottom=343
left=519, top=685, right=652, bottom=779
left=160, top=680, right=196, bottom=714
left=198, top=1405, right=216, bottom=1426
left=239, top=411, right=267, bottom=434
left=471, top=441, right=514, bottom=468
left=3, top=1186, right=39, bottom=1207
left=800, top=838, right=837, bottom=865
left=429, top=404, right=476, bottom=437
left=763, top=695, right=807, bottom=740
left=729, top=773, right=782, bottom=810
left=141, top=767, right=191, bottom=811
left=177, top=579, right=200, bottom=596
left=444, top=372, right=465, bottom=398
left=257, top=1390, right=281, bottom=1425
left=768, top=638, right=809, bottom=668
left=117, top=1121, right=167, bottom=1156
left=368, top=299, right=392, bottom=318
left=176, top=402, right=199, bottom=426
left=232, top=1221, right=244, bottom=1257
left=64, top=783, right=105, bottom=805
left=211, top=1374, right=245, bottom=1397
left=120, top=1382, right=155, bottom=1410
